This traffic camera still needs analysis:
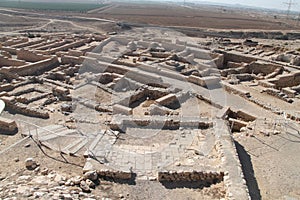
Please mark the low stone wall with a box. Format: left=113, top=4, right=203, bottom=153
left=0, top=47, right=17, bottom=55
left=188, top=75, right=221, bottom=88
left=68, top=50, right=84, bottom=57
left=235, top=110, right=257, bottom=122
left=73, top=96, right=112, bottom=113
left=16, top=93, right=50, bottom=104
left=158, top=171, right=224, bottom=183
left=227, top=61, right=245, bottom=69
left=46, top=39, right=90, bottom=55
left=258, top=80, right=276, bottom=88
left=220, top=50, right=257, bottom=67
left=149, top=104, right=173, bottom=115
left=61, top=55, right=84, bottom=65
left=97, top=169, right=132, bottom=180
left=0, top=55, right=26, bottom=67
left=221, top=81, right=251, bottom=98
left=155, top=94, right=177, bottom=107
left=214, top=119, right=250, bottom=200
left=17, top=49, right=49, bottom=62
left=11, top=56, right=59, bottom=76
left=282, top=87, right=297, bottom=98
left=126, top=69, right=163, bottom=85
left=229, top=118, right=248, bottom=132
left=244, top=61, right=283, bottom=76
left=1, top=96, right=49, bottom=119
left=36, top=40, right=69, bottom=51
left=85, top=53, right=115, bottom=63
left=83, top=158, right=133, bottom=180
left=11, top=39, right=44, bottom=49
left=0, top=83, right=14, bottom=92
left=0, top=116, right=17, bottom=133
left=113, top=104, right=133, bottom=115
left=118, top=87, right=168, bottom=107
left=261, top=88, right=293, bottom=103
left=3, top=38, right=28, bottom=46
left=270, top=71, right=300, bottom=89
left=110, top=116, right=212, bottom=132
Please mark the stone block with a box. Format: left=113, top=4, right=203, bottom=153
left=155, top=94, right=177, bottom=106
left=113, top=104, right=133, bottom=115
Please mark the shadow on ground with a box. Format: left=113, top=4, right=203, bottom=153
left=235, top=141, right=262, bottom=200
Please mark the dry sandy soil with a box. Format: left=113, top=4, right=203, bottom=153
left=90, top=3, right=299, bottom=30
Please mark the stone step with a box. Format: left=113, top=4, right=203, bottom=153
left=39, top=129, right=78, bottom=142
left=68, top=138, right=89, bottom=156
left=22, top=125, right=65, bottom=137
left=34, top=127, right=68, bottom=139
left=84, top=133, right=103, bottom=157
left=61, top=137, right=86, bottom=155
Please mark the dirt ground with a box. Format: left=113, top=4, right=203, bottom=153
left=234, top=131, right=300, bottom=200
left=91, top=3, right=299, bottom=30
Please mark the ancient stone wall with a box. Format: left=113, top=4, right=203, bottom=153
left=214, top=120, right=250, bottom=200
left=0, top=55, right=26, bottom=67
left=158, top=171, right=224, bottom=183
left=12, top=56, right=59, bottom=76
left=244, top=61, right=283, bottom=75
left=220, top=51, right=257, bottom=68
left=17, top=49, right=49, bottom=62
left=11, top=39, right=44, bottom=49
left=271, top=71, right=300, bottom=88
left=188, top=75, right=220, bottom=88
left=1, top=96, right=49, bottom=119
left=0, top=116, right=17, bottom=133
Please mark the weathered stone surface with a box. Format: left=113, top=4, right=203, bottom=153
left=83, top=171, right=98, bottom=181
left=25, top=158, right=38, bottom=170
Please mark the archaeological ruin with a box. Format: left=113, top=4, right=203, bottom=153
left=0, top=27, right=300, bottom=200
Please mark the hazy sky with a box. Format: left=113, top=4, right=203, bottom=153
left=195, top=0, right=299, bottom=11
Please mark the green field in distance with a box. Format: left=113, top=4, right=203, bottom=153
left=0, top=1, right=106, bottom=12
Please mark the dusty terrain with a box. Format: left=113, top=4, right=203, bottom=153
left=0, top=2, right=300, bottom=200
left=90, top=3, right=297, bottom=30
